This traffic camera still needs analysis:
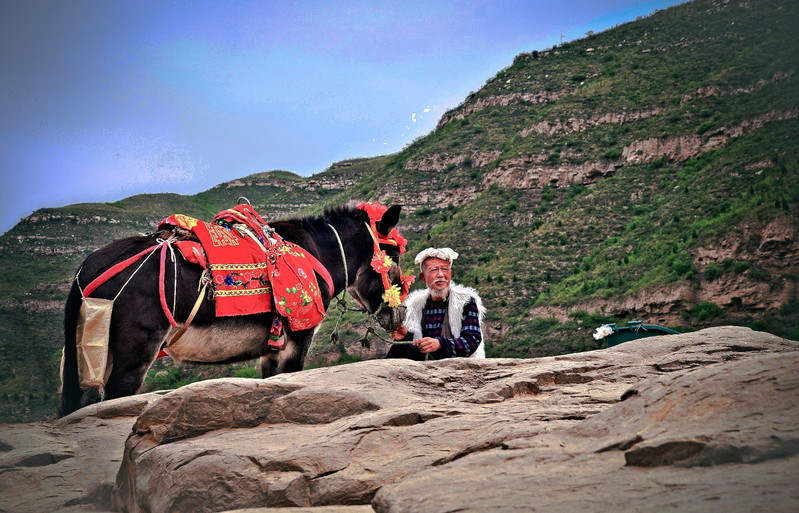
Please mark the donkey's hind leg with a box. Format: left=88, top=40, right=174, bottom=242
left=103, top=325, right=168, bottom=400
left=261, top=328, right=316, bottom=377
left=260, top=354, right=279, bottom=378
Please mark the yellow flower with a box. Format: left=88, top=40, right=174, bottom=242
left=382, top=284, right=402, bottom=308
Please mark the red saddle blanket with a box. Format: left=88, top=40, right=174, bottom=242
left=159, top=206, right=333, bottom=331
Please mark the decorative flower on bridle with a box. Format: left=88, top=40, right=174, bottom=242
left=382, top=284, right=403, bottom=308
left=358, top=203, right=412, bottom=305
left=370, top=250, right=393, bottom=274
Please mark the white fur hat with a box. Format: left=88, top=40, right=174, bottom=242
left=414, top=247, right=459, bottom=270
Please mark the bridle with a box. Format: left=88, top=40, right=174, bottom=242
left=325, top=205, right=413, bottom=311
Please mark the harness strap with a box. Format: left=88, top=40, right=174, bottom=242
left=159, top=242, right=178, bottom=327
left=82, top=244, right=160, bottom=297
left=164, top=271, right=211, bottom=349
left=81, top=238, right=180, bottom=329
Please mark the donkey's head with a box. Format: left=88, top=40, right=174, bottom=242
left=349, top=204, right=411, bottom=332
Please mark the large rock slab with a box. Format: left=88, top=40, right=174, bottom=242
left=1, top=327, right=795, bottom=513
left=372, top=350, right=799, bottom=512
left=0, top=393, right=164, bottom=513
left=108, top=326, right=798, bottom=513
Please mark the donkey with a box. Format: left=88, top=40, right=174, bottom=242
left=59, top=204, right=406, bottom=417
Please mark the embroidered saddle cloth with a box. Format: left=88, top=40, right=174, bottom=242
left=159, top=205, right=333, bottom=331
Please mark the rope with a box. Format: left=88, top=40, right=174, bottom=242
left=112, top=243, right=160, bottom=301
left=82, top=244, right=161, bottom=297
left=327, top=222, right=363, bottom=345
left=164, top=269, right=211, bottom=349
left=326, top=223, right=348, bottom=292
left=75, top=267, right=84, bottom=297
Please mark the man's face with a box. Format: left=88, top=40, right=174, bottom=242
left=420, top=257, right=452, bottom=294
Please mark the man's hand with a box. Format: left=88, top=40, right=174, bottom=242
left=414, top=337, right=441, bottom=354
left=391, top=325, right=408, bottom=340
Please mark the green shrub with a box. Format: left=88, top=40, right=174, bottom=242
left=703, top=262, right=724, bottom=281
left=502, top=201, right=519, bottom=215
left=683, top=301, right=724, bottom=321
left=696, top=121, right=714, bottom=135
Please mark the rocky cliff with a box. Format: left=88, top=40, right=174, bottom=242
left=1, top=326, right=796, bottom=513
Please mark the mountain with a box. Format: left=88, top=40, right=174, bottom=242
left=1, top=0, right=797, bottom=423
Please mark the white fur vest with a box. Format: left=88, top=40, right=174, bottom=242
left=402, top=282, right=486, bottom=358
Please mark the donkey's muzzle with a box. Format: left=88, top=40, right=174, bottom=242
left=375, top=305, right=406, bottom=333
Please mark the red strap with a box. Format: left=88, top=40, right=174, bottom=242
left=83, top=245, right=160, bottom=297
left=159, top=244, right=178, bottom=327
left=306, top=251, right=334, bottom=294
left=83, top=242, right=179, bottom=329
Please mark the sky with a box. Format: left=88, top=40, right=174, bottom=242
left=0, top=0, right=685, bottom=235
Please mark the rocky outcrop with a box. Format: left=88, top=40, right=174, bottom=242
left=438, top=89, right=571, bottom=127
left=680, top=70, right=794, bottom=102
left=623, top=110, right=799, bottom=164
left=530, top=217, right=798, bottom=326
left=403, top=151, right=501, bottom=172
left=483, top=157, right=620, bottom=189
left=373, top=342, right=799, bottom=513
left=406, top=109, right=798, bottom=196
left=0, top=394, right=165, bottom=513
left=477, top=110, right=799, bottom=191
left=223, top=177, right=358, bottom=192
left=520, top=108, right=665, bottom=137
left=1, top=327, right=796, bottom=513
left=519, top=73, right=793, bottom=138
left=540, top=279, right=782, bottom=327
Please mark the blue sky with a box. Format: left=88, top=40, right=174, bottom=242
left=0, top=0, right=684, bottom=234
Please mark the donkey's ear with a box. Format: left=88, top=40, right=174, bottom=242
left=376, top=204, right=402, bottom=236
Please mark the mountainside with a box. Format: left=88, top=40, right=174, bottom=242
left=1, top=0, right=797, bottom=422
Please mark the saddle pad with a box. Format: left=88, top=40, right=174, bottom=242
left=161, top=214, right=272, bottom=317
left=160, top=212, right=333, bottom=330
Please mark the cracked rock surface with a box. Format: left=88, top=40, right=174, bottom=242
left=1, top=327, right=797, bottom=513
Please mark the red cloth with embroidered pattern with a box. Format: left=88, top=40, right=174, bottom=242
left=159, top=207, right=332, bottom=331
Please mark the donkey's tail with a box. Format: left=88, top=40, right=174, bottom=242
left=59, top=280, right=84, bottom=417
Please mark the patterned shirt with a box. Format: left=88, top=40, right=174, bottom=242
left=421, top=296, right=482, bottom=358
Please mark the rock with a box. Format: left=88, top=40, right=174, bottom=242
left=373, top=343, right=799, bottom=513
left=0, top=392, right=163, bottom=513
left=0, top=327, right=796, bottom=513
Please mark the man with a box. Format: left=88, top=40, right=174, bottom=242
left=387, top=247, right=486, bottom=360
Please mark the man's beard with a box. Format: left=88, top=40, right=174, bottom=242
left=430, top=285, right=450, bottom=301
